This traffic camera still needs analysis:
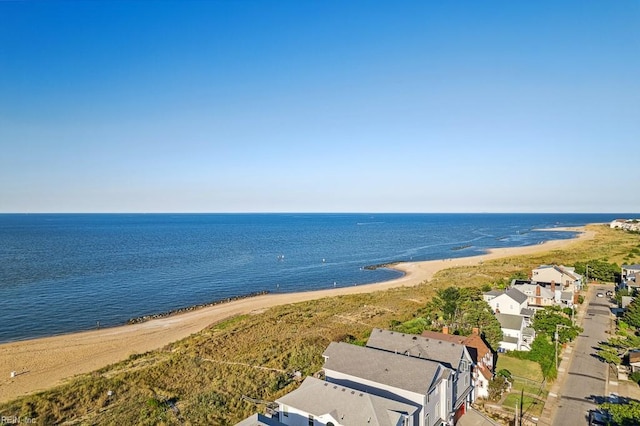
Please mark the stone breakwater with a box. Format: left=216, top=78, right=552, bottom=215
left=363, top=262, right=401, bottom=271
left=126, top=290, right=270, bottom=324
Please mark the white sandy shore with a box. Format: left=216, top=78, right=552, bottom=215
left=0, top=226, right=594, bottom=403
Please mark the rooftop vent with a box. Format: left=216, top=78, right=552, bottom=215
left=412, top=336, right=417, bottom=340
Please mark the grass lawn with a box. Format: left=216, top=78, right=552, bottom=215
left=502, top=392, right=545, bottom=417
left=496, top=355, right=544, bottom=382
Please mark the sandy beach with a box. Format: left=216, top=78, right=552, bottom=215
left=0, top=226, right=594, bottom=403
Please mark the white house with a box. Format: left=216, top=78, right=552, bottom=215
left=276, top=376, right=418, bottom=426
left=495, top=313, right=534, bottom=352
left=322, top=342, right=453, bottom=426
left=484, top=288, right=528, bottom=316
left=622, top=264, right=640, bottom=282
left=366, top=328, right=474, bottom=413
left=531, top=265, right=582, bottom=292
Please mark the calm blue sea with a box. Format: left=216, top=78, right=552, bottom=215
left=0, top=213, right=629, bottom=343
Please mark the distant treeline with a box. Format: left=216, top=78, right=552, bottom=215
left=126, top=291, right=269, bottom=324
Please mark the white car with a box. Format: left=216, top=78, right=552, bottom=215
left=597, top=293, right=604, bottom=298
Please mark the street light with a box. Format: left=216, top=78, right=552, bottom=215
left=555, top=324, right=571, bottom=370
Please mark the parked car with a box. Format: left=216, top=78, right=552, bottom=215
left=609, top=392, right=619, bottom=403
left=606, top=291, right=613, bottom=297
left=597, top=293, right=604, bottom=298
left=589, top=409, right=610, bottom=426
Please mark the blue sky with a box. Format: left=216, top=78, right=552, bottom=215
left=1, top=1, right=638, bottom=213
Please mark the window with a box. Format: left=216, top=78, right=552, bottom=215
left=308, top=415, right=314, bottom=426
left=282, top=406, right=288, bottom=417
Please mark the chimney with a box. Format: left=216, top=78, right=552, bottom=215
left=472, top=327, right=479, bottom=335
left=551, top=280, right=556, bottom=292
left=442, top=326, right=449, bottom=335
left=535, top=285, right=541, bottom=306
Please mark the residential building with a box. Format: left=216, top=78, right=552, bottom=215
left=511, top=279, right=575, bottom=308
left=531, top=265, right=582, bottom=292
left=622, top=264, right=640, bottom=282
left=322, top=342, right=453, bottom=426
left=275, top=376, right=418, bottom=426
left=495, top=313, right=534, bottom=352
left=629, top=350, right=640, bottom=374
left=366, top=328, right=473, bottom=411
left=420, top=328, right=495, bottom=400
left=611, top=219, right=640, bottom=232
left=483, top=288, right=528, bottom=316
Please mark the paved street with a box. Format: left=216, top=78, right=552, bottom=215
left=548, top=284, right=615, bottom=426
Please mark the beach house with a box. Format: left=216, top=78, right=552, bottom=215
left=322, top=342, right=454, bottom=426
left=483, top=288, right=528, bottom=316
left=366, top=328, right=473, bottom=412
left=420, top=328, right=495, bottom=400
left=495, top=313, right=534, bottom=352
left=275, top=376, right=418, bottom=426
left=531, top=265, right=583, bottom=292
left=622, top=264, right=640, bottom=282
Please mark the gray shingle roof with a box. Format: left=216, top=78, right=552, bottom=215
left=484, top=290, right=502, bottom=298
left=505, top=288, right=528, bottom=304
left=276, top=377, right=418, bottom=426
left=520, top=308, right=535, bottom=317
left=496, top=313, right=524, bottom=331
left=367, top=328, right=467, bottom=369
left=322, top=342, right=444, bottom=395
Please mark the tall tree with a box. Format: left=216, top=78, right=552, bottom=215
left=624, top=298, right=640, bottom=328
left=459, top=299, right=503, bottom=350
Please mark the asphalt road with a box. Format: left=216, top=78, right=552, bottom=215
left=551, top=284, right=614, bottom=426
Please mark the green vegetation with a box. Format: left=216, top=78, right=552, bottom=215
left=0, top=225, right=638, bottom=424
left=503, top=306, right=582, bottom=380
left=598, top=298, right=640, bottom=367
left=395, top=286, right=503, bottom=349
left=496, top=356, right=543, bottom=382
left=574, top=259, right=620, bottom=282
left=600, top=401, right=640, bottom=425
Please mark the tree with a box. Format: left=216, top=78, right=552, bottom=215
left=459, top=299, right=503, bottom=350
left=532, top=307, right=581, bottom=344
left=600, top=401, right=640, bottom=425
left=434, top=287, right=461, bottom=321
left=574, top=260, right=620, bottom=282
left=624, top=298, right=640, bottom=329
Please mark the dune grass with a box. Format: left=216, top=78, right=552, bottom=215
left=0, top=225, right=638, bottom=425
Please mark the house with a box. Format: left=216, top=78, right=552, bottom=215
left=511, top=279, right=575, bottom=308
left=629, top=350, right=640, bottom=374
left=511, top=280, right=555, bottom=308
left=366, top=328, right=474, bottom=411
left=484, top=288, right=528, bottom=316
left=531, top=265, right=582, bottom=292
left=322, top=342, right=453, bottom=426
left=611, top=219, right=628, bottom=229
left=420, top=328, right=495, bottom=400
left=611, top=219, right=640, bottom=232
left=495, top=313, right=534, bottom=352
left=622, top=265, right=640, bottom=282
left=276, top=376, right=418, bottom=426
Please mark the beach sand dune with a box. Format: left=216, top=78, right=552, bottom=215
left=0, top=227, right=593, bottom=403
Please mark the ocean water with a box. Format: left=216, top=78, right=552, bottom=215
left=0, top=213, right=627, bottom=343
